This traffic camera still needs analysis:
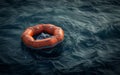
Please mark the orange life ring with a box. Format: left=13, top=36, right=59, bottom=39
left=21, top=24, right=64, bottom=49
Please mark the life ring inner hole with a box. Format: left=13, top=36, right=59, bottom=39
left=33, top=32, right=52, bottom=40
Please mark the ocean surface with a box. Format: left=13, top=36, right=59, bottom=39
left=0, top=0, right=120, bottom=75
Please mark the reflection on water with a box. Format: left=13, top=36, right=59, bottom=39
left=0, top=0, right=120, bottom=75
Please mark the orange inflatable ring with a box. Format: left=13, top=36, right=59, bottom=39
left=21, top=24, right=64, bottom=49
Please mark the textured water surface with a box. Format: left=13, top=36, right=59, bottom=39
left=0, top=0, right=120, bottom=75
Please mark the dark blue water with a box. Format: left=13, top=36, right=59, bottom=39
left=0, top=0, right=120, bottom=75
